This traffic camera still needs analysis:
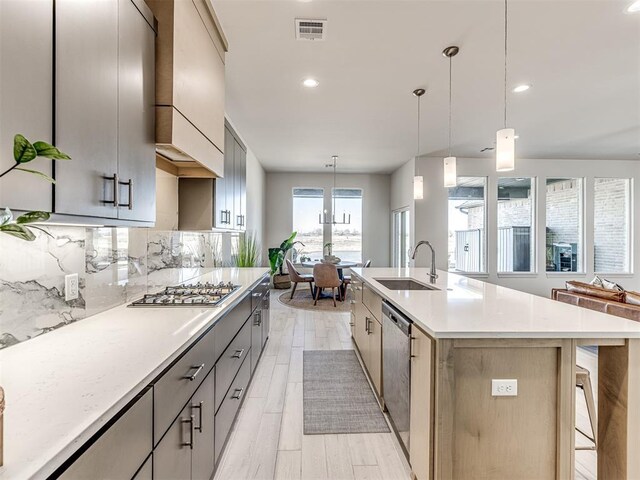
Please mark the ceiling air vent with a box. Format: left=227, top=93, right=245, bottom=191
left=295, top=18, right=327, bottom=41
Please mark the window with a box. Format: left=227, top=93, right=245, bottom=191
left=392, top=209, right=411, bottom=268
left=545, top=178, right=583, bottom=272
left=331, top=188, right=363, bottom=263
left=292, top=188, right=324, bottom=260
left=594, top=178, right=631, bottom=273
left=497, top=178, right=535, bottom=273
left=448, top=177, right=486, bottom=273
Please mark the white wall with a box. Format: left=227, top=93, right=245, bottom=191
left=406, top=156, right=640, bottom=297
left=265, top=172, right=391, bottom=267
left=245, top=147, right=267, bottom=265
left=390, top=158, right=416, bottom=257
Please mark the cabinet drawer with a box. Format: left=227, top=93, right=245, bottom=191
left=154, top=327, right=215, bottom=446
left=363, top=283, right=382, bottom=321
left=250, top=276, right=269, bottom=313
left=215, top=293, right=251, bottom=362
left=214, top=352, right=251, bottom=464
left=215, top=317, right=251, bottom=412
left=60, top=387, right=152, bottom=479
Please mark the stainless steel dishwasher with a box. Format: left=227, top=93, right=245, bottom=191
left=382, top=301, right=412, bottom=458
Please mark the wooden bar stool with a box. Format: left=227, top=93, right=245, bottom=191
left=576, top=365, right=597, bottom=450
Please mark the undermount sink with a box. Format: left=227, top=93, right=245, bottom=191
left=374, top=278, right=439, bottom=291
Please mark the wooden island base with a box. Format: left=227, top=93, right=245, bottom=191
left=408, top=336, right=640, bottom=480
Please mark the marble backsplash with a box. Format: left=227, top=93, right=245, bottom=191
left=0, top=226, right=240, bottom=349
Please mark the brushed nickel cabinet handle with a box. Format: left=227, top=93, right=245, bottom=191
left=182, top=415, right=195, bottom=449
left=183, top=363, right=205, bottom=381
left=254, top=312, right=262, bottom=326
left=191, top=401, right=204, bottom=432
left=410, top=336, right=416, bottom=358
left=231, top=387, right=244, bottom=400
left=232, top=349, right=245, bottom=359
left=102, top=173, right=119, bottom=206
left=365, top=317, right=370, bottom=334
left=118, top=178, right=133, bottom=210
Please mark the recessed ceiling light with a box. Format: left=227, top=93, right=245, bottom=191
left=514, top=135, right=520, bottom=139
left=303, top=78, right=319, bottom=88
left=512, top=84, right=531, bottom=93
left=627, top=0, right=640, bottom=12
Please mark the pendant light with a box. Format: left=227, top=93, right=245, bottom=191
left=443, top=46, right=459, bottom=188
left=496, top=0, right=516, bottom=172
left=413, top=88, right=425, bottom=200
left=318, top=156, right=351, bottom=225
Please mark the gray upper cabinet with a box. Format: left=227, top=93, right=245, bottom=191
left=0, top=0, right=53, bottom=213
left=117, top=0, right=156, bottom=222
left=54, top=0, right=120, bottom=219
left=215, top=122, right=246, bottom=231
left=53, top=0, right=156, bottom=224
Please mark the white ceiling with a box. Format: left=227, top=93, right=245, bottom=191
left=212, top=0, right=640, bottom=173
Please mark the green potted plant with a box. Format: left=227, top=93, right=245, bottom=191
left=268, top=232, right=304, bottom=289
left=233, top=232, right=260, bottom=267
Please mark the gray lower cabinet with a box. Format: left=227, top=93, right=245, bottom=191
left=191, top=370, right=216, bottom=480
left=262, top=289, right=271, bottom=349
left=155, top=368, right=216, bottom=480
left=59, top=387, right=152, bottom=479
left=215, top=318, right=251, bottom=411
left=153, top=402, right=192, bottom=480
left=214, top=352, right=251, bottom=465
left=251, top=308, right=262, bottom=373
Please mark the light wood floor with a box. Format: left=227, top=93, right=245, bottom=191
left=214, top=294, right=412, bottom=480
left=215, top=293, right=599, bottom=480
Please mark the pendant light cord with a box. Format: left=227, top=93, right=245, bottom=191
left=448, top=54, right=453, bottom=157
left=416, top=94, right=421, bottom=156
left=504, top=0, right=508, bottom=129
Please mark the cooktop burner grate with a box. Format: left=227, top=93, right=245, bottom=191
left=129, top=281, right=240, bottom=307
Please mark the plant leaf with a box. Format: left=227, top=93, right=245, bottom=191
left=13, top=134, right=37, bottom=164
left=0, top=223, right=36, bottom=241
left=14, top=167, right=56, bottom=183
left=0, top=208, right=13, bottom=226
left=33, top=141, right=71, bottom=160
left=16, top=211, right=50, bottom=224
left=29, top=225, right=55, bottom=238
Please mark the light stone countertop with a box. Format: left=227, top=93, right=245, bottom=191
left=0, top=267, right=269, bottom=480
left=351, top=267, right=640, bottom=339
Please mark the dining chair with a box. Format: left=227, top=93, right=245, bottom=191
left=343, top=259, right=371, bottom=287
left=313, top=263, right=342, bottom=307
left=286, top=259, right=314, bottom=299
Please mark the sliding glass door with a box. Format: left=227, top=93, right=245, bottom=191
left=392, top=209, right=410, bottom=268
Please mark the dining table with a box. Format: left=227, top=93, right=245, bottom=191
left=300, top=259, right=358, bottom=300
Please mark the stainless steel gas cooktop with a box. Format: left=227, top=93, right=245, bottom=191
left=129, top=281, right=240, bottom=307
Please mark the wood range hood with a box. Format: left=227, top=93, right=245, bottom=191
left=148, top=0, right=228, bottom=178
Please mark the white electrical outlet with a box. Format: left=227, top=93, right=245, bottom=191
left=65, top=273, right=79, bottom=301
left=491, top=379, right=518, bottom=397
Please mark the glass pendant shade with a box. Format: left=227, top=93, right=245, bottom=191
left=443, top=157, right=457, bottom=187
left=496, top=128, right=515, bottom=171
left=413, top=176, right=424, bottom=200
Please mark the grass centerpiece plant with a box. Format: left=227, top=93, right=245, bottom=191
left=233, top=232, right=260, bottom=267
left=268, top=231, right=304, bottom=289
left=0, top=134, right=71, bottom=241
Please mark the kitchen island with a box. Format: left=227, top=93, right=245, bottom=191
left=350, top=267, right=640, bottom=480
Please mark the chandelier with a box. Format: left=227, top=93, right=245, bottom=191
left=318, top=156, right=351, bottom=225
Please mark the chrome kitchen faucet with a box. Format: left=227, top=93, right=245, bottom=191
left=410, top=241, right=438, bottom=284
